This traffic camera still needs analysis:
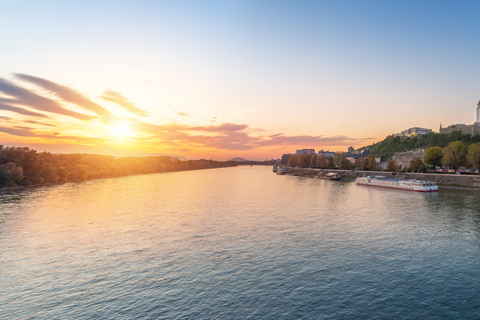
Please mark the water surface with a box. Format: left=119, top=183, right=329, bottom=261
left=1, top=166, right=480, bottom=319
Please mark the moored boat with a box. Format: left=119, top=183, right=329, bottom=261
left=355, top=175, right=438, bottom=192
left=315, top=172, right=341, bottom=180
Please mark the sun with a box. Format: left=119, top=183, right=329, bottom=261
left=110, top=122, right=132, bottom=139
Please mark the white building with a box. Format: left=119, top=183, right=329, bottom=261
left=476, top=100, right=480, bottom=124
left=394, top=127, right=432, bottom=137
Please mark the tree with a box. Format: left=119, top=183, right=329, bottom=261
left=310, top=155, right=317, bottom=168
left=326, top=157, right=335, bottom=169
left=467, top=142, right=480, bottom=172
left=338, top=154, right=352, bottom=170
left=442, top=141, right=467, bottom=172
left=287, top=155, right=298, bottom=167
left=423, top=147, right=443, bottom=171
left=386, top=159, right=397, bottom=171
left=362, top=155, right=377, bottom=171
left=333, top=153, right=342, bottom=167
left=298, top=154, right=312, bottom=168
left=410, top=158, right=426, bottom=173
left=315, top=154, right=327, bottom=168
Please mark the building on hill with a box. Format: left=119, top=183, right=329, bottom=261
left=394, top=127, right=432, bottom=137
left=440, top=100, right=480, bottom=135
left=318, top=150, right=335, bottom=158
left=295, top=149, right=315, bottom=155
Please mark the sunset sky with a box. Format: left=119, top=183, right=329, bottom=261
left=1, top=0, right=480, bottom=160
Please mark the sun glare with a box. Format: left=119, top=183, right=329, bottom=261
left=110, top=122, right=132, bottom=139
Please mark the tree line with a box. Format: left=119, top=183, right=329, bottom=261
left=287, top=153, right=380, bottom=171
left=364, top=131, right=480, bottom=161
left=384, top=140, right=480, bottom=173
left=0, top=145, right=237, bottom=188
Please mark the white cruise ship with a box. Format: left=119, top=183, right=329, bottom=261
left=355, top=175, right=438, bottom=192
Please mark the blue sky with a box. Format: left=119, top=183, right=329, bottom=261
left=1, top=0, right=479, bottom=159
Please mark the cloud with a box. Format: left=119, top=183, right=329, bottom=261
left=190, top=123, right=249, bottom=132
left=14, top=73, right=112, bottom=121
left=127, top=121, right=371, bottom=152
left=100, top=90, right=149, bottom=117
left=0, top=125, right=102, bottom=144
left=23, top=120, right=56, bottom=127
left=177, top=112, right=189, bottom=116
left=0, top=126, right=40, bottom=137
left=0, top=78, right=95, bottom=120
left=0, top=103, right=51, bottom=118
left=363, top=113, right=372, bottom=117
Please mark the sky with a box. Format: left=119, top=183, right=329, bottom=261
left=1, top=0, right=480, bottom=160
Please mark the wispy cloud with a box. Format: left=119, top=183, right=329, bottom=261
left=0, top=78, right=95, bottom=120
left=14, top=73, right=112, bottom=121
left=0, top=103, right=51, bottom=118
left=24, top=120, right=56, bottom=127
left=177, top=112, right=189, bottom=116
left=100, top=89, right=149, bottom=117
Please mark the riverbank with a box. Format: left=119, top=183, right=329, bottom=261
left=279, top=167, right=480, bottom=189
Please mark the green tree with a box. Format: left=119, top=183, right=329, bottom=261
left=0, top=162, right=24, bottom=188
left=310, top=155, right=317, bottom=168
left=467, top=142, right=480, bottom=172
left=298, top=154, right=313, bottom=168
left=410, top=158, right=426, bottom=173
left=362, top=155, right=377, bottom=171
left=326, top=157, right=335, bottom=169
left=386, top=159, right=397, bottom=171
left=315, top=154, right=327, bottom=168
left=338, top=154, right=352, bottom=170
left=442, top=141, right=467, bottom=172
left=423, top=147, right=443, bottom=171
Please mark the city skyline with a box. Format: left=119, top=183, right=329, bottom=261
left=1, top=0, right=480, bottom=160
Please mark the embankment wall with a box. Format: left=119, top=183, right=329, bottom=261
left=354, top=171, right=480, bottom=188
left=284, top=167, right=480, bottom=188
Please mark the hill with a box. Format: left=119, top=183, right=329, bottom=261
left=362, top=131, right=480, bottom=161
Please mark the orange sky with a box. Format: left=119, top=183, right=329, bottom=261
left=0, top=74, right=373, bottom=160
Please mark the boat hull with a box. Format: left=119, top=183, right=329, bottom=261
left=355, top=176, right=438, bottom=192
left=355, top=182, right=438, bottom=192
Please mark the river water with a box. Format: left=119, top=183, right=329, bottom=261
left=1, top=166, right=480, bottom=319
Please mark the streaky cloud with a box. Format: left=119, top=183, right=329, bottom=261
left=0, top=103, right=50, bottom=118
left=24, top=120, right=56, bottom=127
left=190, top=123, right=249, bottom=132
left=14, top=73, right=112, bottom=121
left=100, top=90, right=149, bottom=117
left=0, top=78, right=95, bottom=121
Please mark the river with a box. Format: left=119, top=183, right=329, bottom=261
left=1, top=166, right=480, bottom=319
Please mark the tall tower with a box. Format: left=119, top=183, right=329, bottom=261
left=477, top=100, right=480, bottom=124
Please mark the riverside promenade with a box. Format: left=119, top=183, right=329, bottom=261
left=281, top=167, right=480, bottom=189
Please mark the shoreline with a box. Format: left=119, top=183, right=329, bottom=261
left=279, top=167, right=480, bottom=189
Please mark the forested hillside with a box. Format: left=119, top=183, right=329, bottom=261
left=0, top=146, right=236, bottom=188
left=362, top=131, right=480, bottom=160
